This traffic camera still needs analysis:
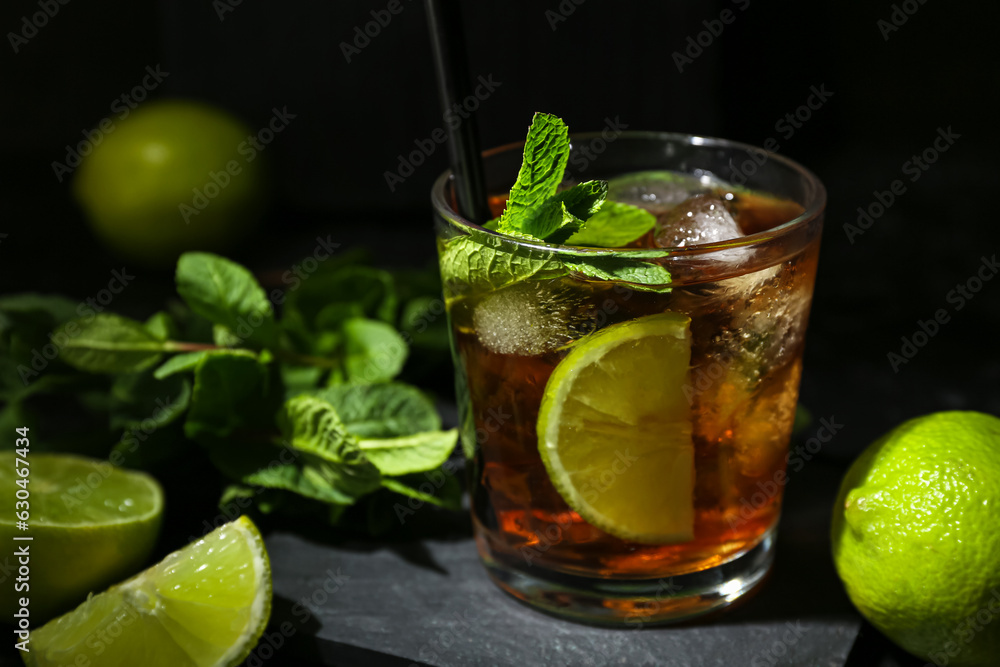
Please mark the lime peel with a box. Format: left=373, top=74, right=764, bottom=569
left=26, top=516, right=272, bottom=667
left=832, top=411, right=1000, bottom=666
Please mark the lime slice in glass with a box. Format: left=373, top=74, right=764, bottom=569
left=537, top=312, right=695, bottom=544
left=26, top=516, right=272, bottom=667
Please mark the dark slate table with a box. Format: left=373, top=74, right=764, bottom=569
left=257, top=445, right=872, bottom=667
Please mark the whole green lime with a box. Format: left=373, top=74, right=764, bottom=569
left=72, top=100, right=267, bottom=267
left=832, top=411, right=1000, bottom=666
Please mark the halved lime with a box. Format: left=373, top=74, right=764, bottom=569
left=0, top=453, right=163, bottom=621
left=26, top=516, right=272, bottom=667
left=537, top=312, right=695, bottom=544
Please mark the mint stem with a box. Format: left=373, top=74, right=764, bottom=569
left=163, top=342, right=219, bottom=352
left=163, top=341, right=341, bottom=369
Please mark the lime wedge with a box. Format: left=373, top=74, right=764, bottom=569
left=26, top=516, right=272, bottom=667
left=0, top=453, right=163, bottom=621
left=537, top=312, right=695, bottom=544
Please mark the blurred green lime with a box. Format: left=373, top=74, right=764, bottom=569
left=831, top=411, right=1000, bottom=666
left=72, top=100, right=267, bottom=268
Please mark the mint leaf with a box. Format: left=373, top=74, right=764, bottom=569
left=236, top=448, right=375, bottom=507
left=339, top=318, right=407, bottom=384
left=382, top=474, right=462, bottom=510
left=314, top=303, right=365, bottom=331
left=356, top=430, right=458, bottom=476
left=516, top=180, right=607, bottom=241
left=144, top=311, right=179, bottom=341
left=399, top=296, right=450, bottom=352
left=110, top=370, right=191, bottom=431
left=0, top=294, right=78, bottom=326
left=279, top=395, right=355, bottom=458
left=153, top=349, right=257, bottom=379
left=207, top=396, right=381, bottom=508
left=113, top=419, right=197, bottom=470
left=563, top=255, right=672, bottom=290
left=272, top=395, right=382, bottom=503
left=557, top=180, right=609, bottom=219
left=566, top=201, right=657, bottom=248
left=58, top=314, right=168, bottom=374
left=498, top=113, right=570, bottom=234
left=284, top=266, right=397, bottom=332
left=0, top=401, right=32, bottom=439
left=312, top=383, right=440, bottom=438
left=212, top=324, right=243, bottom=348
left=175, top=252, right=277, bottom=348
left=281, top=365, right=324, bottom=394
left=439, top=231, right=566, bottom=293
left=184, top=353, right=273, bottom=441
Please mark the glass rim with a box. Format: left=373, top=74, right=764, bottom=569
left=431, top=130, right=827, bottom=258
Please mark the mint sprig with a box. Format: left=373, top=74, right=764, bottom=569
left=565, top=200, right=657, bottom=248
left=439, top=228, right=565, bottom=292
left=497, top=113, right=571, bottom=234
left=0, top=252, right=460, bottom=530
left=443, top=112, right=668, bottom=292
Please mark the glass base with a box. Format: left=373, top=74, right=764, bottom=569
left=481, top=526, right=776, bottom=627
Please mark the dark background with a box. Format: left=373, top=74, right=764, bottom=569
left=3, top=0, right=998, bottom=457
left=0, top=1, right=998, bottom=665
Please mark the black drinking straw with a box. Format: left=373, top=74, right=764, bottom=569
left=424, top=0, right=491, bottom=224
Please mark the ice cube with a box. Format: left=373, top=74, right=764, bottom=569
left=732, top=276, right=811, bottom=370
left=606, top=170, right=715, bottom=212
left=472, top=281, right=593, bottom=356
left=654, top=194, right=744, bottom=249
left=695, top=267, right=810, bottom=385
